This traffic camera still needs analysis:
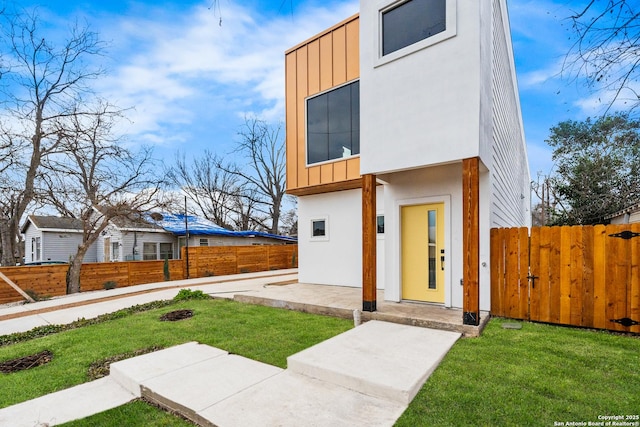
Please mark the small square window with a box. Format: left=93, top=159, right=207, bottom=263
left=312, top=220, right=325, bottom=237
left=310, top=217, right=329, bottom=241
left=199, top=238, right=209, bottom=247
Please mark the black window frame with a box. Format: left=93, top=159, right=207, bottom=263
left=381, top=0, right=447, bottom=57
left=306, top=80, right=360, bottom=165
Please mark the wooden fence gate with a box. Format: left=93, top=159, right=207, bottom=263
left=491, top=224, right=640, bottom=333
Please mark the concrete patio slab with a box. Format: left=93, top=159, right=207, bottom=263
left=200, top=371, right=406, bottom=427
left=0, top=377, right=135, bottom=427
left=110, top=342, right=227, bottom=396
left=287, top=320, right=461, bottom=405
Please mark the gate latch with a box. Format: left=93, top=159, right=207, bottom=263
left=527, top=267, right=539, bottom=288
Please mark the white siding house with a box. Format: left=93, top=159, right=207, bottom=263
left=97, top=213, right=297, bottom=262
left=21, top=216, right=98, bottom=264
left=606, top=202, right=640, bottom=224
left=285, top=0, right=530, bottom=323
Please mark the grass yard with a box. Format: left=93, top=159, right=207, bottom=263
left=2, top=297, right=639, bottom=427
left=61, top=400, right=195, bottom=426
left=0, top=298, right=352, bottom=409
left=396, top=318, right=640, bottom=426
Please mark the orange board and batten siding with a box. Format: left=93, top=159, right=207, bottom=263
left=285, top=14, right=361, bottom=196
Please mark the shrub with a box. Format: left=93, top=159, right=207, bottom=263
left=163, top=257, right=170, bottom=281
left=173, top=289, right=210, bottom=302
left=103, top=281, right=117, bottom=290
left=24, top=289, right=50, bottom=302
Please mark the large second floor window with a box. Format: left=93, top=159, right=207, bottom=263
left=382, top=0, right=446, bottom=56
left=307, top=80, right=359, bottom=165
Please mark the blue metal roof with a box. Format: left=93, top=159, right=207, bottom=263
left=146, top=213, right=297, bottom=243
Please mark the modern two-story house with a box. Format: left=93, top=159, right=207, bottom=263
left=285, top=0, right=530, bottom=325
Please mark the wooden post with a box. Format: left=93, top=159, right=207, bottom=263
left=462, top=157, right=480, bottom=325
left=0, top=271, right=36, bottom=303
left=362, top=174, right=377, bottom=312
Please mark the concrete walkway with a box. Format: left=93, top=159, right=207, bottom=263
left=0, top=270, right=463, bottom=426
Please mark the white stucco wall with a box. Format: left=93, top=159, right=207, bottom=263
left=380, top=162, right=491, bottom=311
left=298, top=187, right=384, bottom=289
left=359, top=0, right=482, bottom=175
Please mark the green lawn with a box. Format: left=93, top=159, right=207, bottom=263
left=2, top=298, right=639, bottom=427
left=0, top=298, right=352, bottom=408
left=396, top=318, right=640, bottom=426
left=61, top=400, right=195, bottom=427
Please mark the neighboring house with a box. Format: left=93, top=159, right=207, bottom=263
left=97, top=213, right=296, bottom=262
left=285, top=0, right=530, bottom=324
left=22, top=212, right=296, bottom=264
left=97, top=216, right=170, bottom=262
left=606, top=202, right=640, bottom=224
left=21, top=215, right=98, bottom=264
left=151, top=213, right=297, bottom=251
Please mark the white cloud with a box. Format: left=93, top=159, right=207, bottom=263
left=518, top=60, right=563, bottom=89
left=91, top=0, right=358, bottom=148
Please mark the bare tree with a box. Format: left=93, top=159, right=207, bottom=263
left=167, top=151, right=240, bottom=229
left=169, top=118, right=287, bottom=234
left=0, top=9, right=105, bottom=265
left=280, top=201, right=298, bottom=237
left=230, top=186, right=264, bottom=231
left=221, top=118, right=287, bottom=234
left=39, top=101, right=162, bottom=294
left=530, top=173, right=565, bottom=226
left=564, top=1, right=640, bottom=113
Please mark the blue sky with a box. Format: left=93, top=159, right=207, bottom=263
left=8, top=0, right=618, bottom=183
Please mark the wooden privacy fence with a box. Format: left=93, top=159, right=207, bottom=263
left=185, top=245, right=298, bottom=278
left=0, top=245, right=297, bottom=305
left=491, top=224, right=640, bottom=333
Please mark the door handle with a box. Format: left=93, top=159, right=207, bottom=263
left=440, top=249, right=445, bottom=271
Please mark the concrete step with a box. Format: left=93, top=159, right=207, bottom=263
left=286, top=320, right=461, bottom=405
left=110, top=341, right=228, bottom=396
left=140, top=354, right=282, bottom=426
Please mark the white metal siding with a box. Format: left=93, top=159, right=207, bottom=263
left=490, top=0, right=531, bottom=228
left=118, top=231, right=175, bottom=261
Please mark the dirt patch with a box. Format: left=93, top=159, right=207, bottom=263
left=0, top=350, right=53, bottom=373
left=160, top=309, right=194, bottom=322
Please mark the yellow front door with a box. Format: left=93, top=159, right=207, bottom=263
left=401, top=203, right=445, bottom=303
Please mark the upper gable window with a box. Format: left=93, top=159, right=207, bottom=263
left=378, top=0, right=456, bottom=65
left=382, top=0, right=446, bottom=56
left=306, top=80, right=360, bottom=165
